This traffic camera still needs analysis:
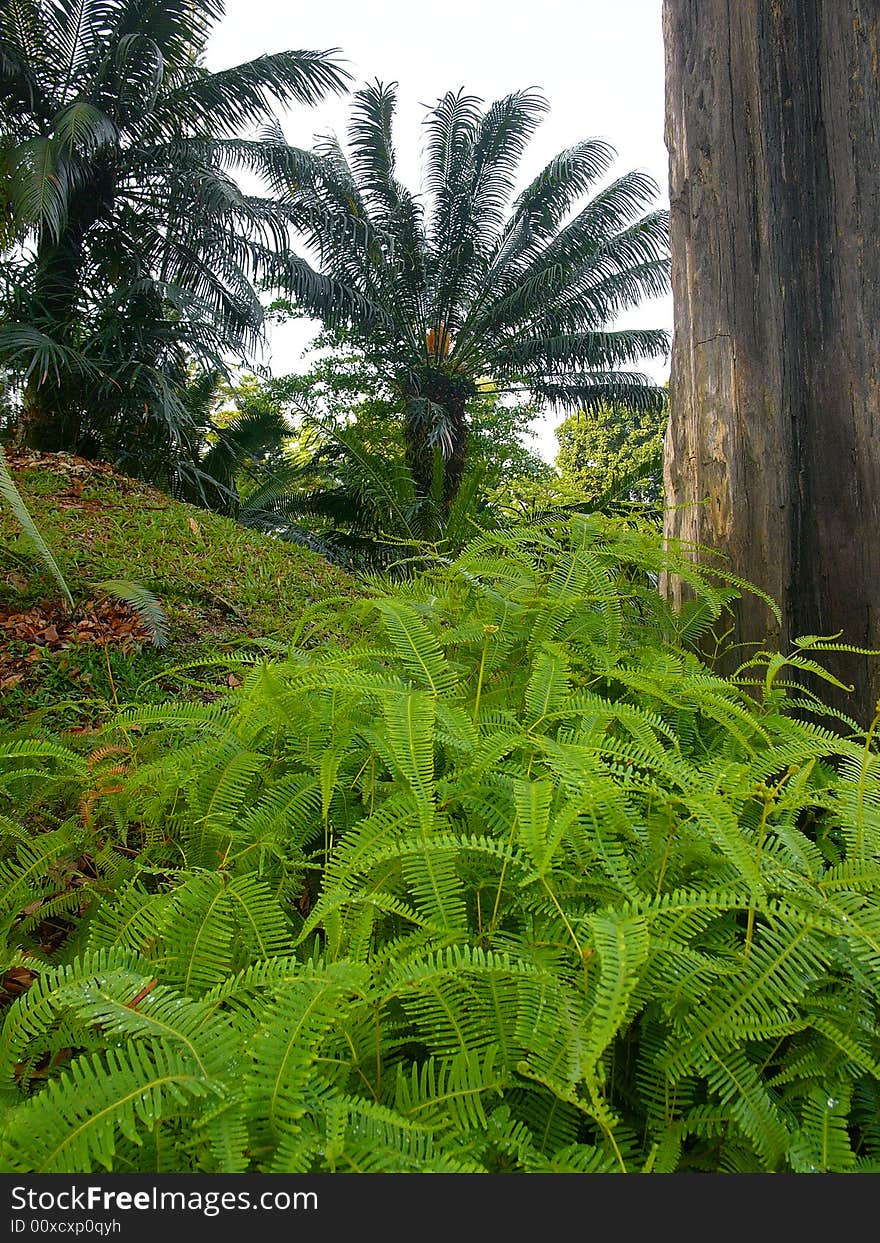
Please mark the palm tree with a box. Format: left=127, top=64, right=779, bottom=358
left=277, top=82, right=671, bottom=505
left=170, top=367, right=293, bottom=522
left=0, top=0, right=348, bottom=454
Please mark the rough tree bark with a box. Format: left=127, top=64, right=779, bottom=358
left=662, top=0, right=880, bottom=722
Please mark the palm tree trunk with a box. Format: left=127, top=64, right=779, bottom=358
left=16, top=391, right=80, bottom=452
left=403, top=368, right=473, bottom=507
left=662, top=0, right=880, bottom=722
left=16, top=241, right=83, bottom=451
left=15, top=176, right=112, bottom=452
left=442, top=398, right=467, bottom=507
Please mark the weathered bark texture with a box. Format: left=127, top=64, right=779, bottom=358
left=663, top=0, right=880, bottom=722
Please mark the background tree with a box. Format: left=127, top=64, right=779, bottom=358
left=0, top=0, right=347, bottom=459
left=662, top=0, right=880, bottom=720
left=555, top=397, right=667, bottom=509
left=277, top=81, right=671, bottom=506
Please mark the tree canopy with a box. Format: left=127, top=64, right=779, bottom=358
left=555, top=397, right=667, bottom=508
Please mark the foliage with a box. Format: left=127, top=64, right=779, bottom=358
left=0, top=0, right=347, bottom=463
left=555, top=398, right=668, bottom=508
left=91, top=581, right=169, bottom=650
left=1, top=515, right=879, bottom=1172
left=166, top=368, right=294, bottom=522
left=216, top=334, right=553, bottom=569
left=276, top=330, right=551, bottom=490
left=275, top=81, right=670, bottom=502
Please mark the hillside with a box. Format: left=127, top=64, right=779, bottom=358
left=0, top=450, right=356, bottom=726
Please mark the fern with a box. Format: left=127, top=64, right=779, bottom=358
left=3, top=1042, right=221, bottom=1172
left=2, top=515, right=880, bottom=1172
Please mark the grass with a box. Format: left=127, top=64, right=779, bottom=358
left=0, top=451, right=358, bottom=728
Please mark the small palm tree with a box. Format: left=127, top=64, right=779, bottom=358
left=279, top=82, right=671, bottom=504
left=0, top=0, right=347, bottom=453
left=171, top=367, right=292, bottom=522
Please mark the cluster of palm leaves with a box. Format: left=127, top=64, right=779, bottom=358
left=2, top=516, right=879, bottom=1172
left=0, top=0, right=347, bottom=464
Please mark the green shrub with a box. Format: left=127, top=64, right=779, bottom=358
left=1, top=515, right=878, bottom=1173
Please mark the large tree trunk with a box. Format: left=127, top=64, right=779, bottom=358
left=662, top=0, right=880, bottom=722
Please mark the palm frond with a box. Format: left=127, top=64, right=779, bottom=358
left=93, top=579, right=170, bottom=647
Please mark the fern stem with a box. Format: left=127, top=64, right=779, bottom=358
left=342, top=1028, right=380, bottom=1102
left=745, top=788, right=773, bottom=960
left=488, top=812, right=518, bottom=937
left=539, top=876, right=584, bottom=960
left=586, top=1076, right=627, bottom=1173
left=103, top=646, right=119, bottom=713
left=350, top=756, right=371, bottom=789
left=472, top=628, right=494, bottom=724
left=855, top=703, right=880, bottom=863
left=653, top=819, right=676, bottom=898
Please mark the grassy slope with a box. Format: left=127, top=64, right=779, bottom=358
left=0, top=451, right=356, bottom=727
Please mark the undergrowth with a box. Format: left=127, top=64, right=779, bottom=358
left=1, top=514, right=878, bottom=1173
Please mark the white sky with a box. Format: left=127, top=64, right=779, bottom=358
left=207, top=0, right=671, bottom=460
